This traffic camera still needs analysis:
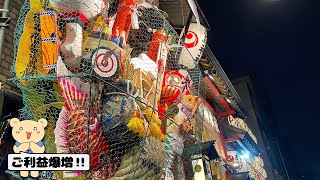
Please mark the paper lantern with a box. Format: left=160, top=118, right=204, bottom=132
left=147, top=29, right=169, bottom=62
left=178, top=23, right=207, bottom=69
left=40, top=10, right=60, bottom=73
left=111, top=0, right=139, bottom=47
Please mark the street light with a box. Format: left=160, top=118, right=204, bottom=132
left=241, top=153, right=250, bottom=160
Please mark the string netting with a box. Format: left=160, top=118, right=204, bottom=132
left=7, top=0, right=206, bottom=179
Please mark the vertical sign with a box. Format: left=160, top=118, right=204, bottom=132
left=203, top=155, right=213, bottom=180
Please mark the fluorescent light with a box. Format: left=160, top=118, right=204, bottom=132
left=243, top=153, right=249, bottom=159
left=225, top=98, right=232, bottom=103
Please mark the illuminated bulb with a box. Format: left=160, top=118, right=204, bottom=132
left=232, top=163, right=239, bottom=167
left=226, top=98, right=232, bottom=103
left=243, top=153, right=250, bottom=159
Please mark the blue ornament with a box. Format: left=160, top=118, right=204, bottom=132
left=112, top=38, right=120, bottom=45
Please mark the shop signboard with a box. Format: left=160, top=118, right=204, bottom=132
left=226, top=155, right=267, bottom=179
left=178, top=23, right=207, bottom=69
left=237, top=156, right=250, bottom=173
left=227, top=151, right=251, bottom=173
left=199, top=102, right=219, bottom=133
left=227, top=115, right=257, bottom=144
left=191, top=154, right=214, bottom=180
left=192, top=154, right=206, bottom=180
left=248, top=156, right=267, bottom=180
left=197, top=102, right=225, bottom=159
left=227, top=151, right=240, bottom=165
left=204, top=155, right=213, bottom=180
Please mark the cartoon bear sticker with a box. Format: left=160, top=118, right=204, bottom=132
left=10, top=118, right=48, bottom=178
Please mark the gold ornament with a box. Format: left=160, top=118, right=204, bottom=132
left=195, top=164, right=202, bottom=173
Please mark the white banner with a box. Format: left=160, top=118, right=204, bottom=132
left=179, top=23, right=207, bottom=69
left=8, top=153, right=90, bottom=171
left=192, top=158, right=206, bottom=180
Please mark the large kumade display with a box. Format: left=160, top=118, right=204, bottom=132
left=9, top=0, right=208, bottom=179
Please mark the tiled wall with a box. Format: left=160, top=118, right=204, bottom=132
left=0, top=0, right=23, bottom=93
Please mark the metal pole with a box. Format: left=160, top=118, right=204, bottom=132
left=181, top=10, right=193, bottom=42
left=0, top=82, right=3, bottom=117
left=275, top=142, right=290, bottom=180
left=0, top=0, right=10, bottom=60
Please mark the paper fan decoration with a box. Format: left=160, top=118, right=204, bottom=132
left=178, top=23, right=207, bottom=69
left=55, top=57, right=113, bottom=177
left=92, top=47, right=120, bottom=78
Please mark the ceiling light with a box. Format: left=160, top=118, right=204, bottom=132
left=242, top=153, right=250, bottom=159
left=225, top=98, right=232, bottom=103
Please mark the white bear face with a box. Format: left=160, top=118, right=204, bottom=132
left=10, top=118, right=48, bottom=143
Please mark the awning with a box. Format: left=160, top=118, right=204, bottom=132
left=221, top=120, right=247, bottom=138
left=221, top=120, right=262, bottom=156
left=185, top=141, right=220, bottom=160
left=199, top=45, right=248, bottom=118
left=159, top=0, right=211, bottom=30
left=0, top=89, right=23, bottom=119
left=240, top=132, right=262, bottom=156
left=229, top=172, right=251, bottom=180
left=201, top=141, right=219, bottom=160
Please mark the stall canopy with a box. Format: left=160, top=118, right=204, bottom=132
left=199, top=46, right=248, bottom=119
left=186, top=140, right=220, bottom=160
left=159, top=0, right=211, bottom=30
left=221, top=120, right=262, bottom=156
left=0, top=89, right=23, bottom=119
left=201, top=140, right=219, bottom=160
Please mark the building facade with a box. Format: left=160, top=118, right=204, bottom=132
left=232, top=75, right=289, bottom=179
left=0, top=0, right=23, bottom=117
left=0, top=0, right=22, bottom=90
left=0, top=1, right=23, bottom=179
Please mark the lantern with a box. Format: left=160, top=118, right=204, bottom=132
left=178, top=23, right=207, bottom=69
left=191, top=141, right=218, bottom=180
left=191, top=154, right=207, bottom=180
left=147, top=29, right=169, bottom=62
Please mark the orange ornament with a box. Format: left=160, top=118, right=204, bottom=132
left=147, top=29, right=169, bottom=62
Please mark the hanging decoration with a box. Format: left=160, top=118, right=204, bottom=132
left=179, top=23, right=207, bottom=69
left=11, top=0, right=205, bottom=179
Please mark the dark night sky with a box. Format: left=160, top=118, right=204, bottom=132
left=198, top=0, right=320, bottom=179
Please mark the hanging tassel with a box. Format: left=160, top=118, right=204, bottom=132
left=127, top=112, right=146, bottom=137
left=149, top=122, right=166, bottom=141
